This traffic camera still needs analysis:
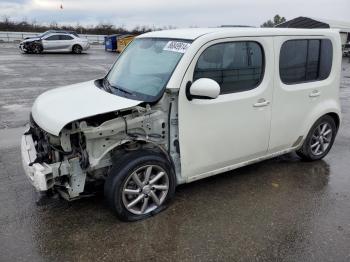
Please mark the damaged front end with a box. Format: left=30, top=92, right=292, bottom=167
left=21, top=93, right=180, bottom=201
left=22, top=114, right=89, bottom=200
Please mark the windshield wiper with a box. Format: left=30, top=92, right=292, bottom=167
left=103, top=78, right=133, bottom=96
left=110, top=85, right=133, bottom=95
left=102, top=78, right=113, bottom=93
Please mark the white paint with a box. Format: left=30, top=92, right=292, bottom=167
left=29, top=28, right=342, bottom=186
left=170, top=28, right=341, bottom=181
left=178, top=36, right=275, bottom=178
left=31, top=80, right=141, bottom=136
left=190, top=78, right=220, bottom=99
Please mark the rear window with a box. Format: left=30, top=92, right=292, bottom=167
left=45, top=35, right=60, bottom=41
left=60, top=35, right=74, bottom=40
left=279, top=39, right=333, bottom=84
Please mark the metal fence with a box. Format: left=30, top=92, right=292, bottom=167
left=0, top=31, right=106, bottom=44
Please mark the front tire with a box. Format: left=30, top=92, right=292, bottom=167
left=104, top=150, right=176, bottom=221
left=297, top=115, right=337, bottom=161
left=31, top=43, right=43, bottom=54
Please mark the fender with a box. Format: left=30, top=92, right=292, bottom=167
left=300, top=98, right=341, bottom=140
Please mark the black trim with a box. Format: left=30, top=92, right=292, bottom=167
left=167, top=102, right=172, bottom=153
left=185, top=81, right=193, bottom=100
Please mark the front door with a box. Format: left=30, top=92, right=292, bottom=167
left=178, top=37, right=274, bottom=181
left=42, top=34, right=61, bottom=50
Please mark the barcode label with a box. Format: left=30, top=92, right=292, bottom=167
left=163, top=41, right=190, bottom=53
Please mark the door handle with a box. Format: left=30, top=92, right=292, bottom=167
left=253, top=99, right=270, bottom=108
left=309, top=90, right=321, bottom=97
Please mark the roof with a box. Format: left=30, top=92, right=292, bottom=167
left=311, top=17, right=350, bottom=33
left=138, top=27, right=339, bottom=40
left=276, top=16, right=350, bottom=33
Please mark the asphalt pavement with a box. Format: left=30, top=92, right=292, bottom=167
left=0, top=43, right=350, bottom=262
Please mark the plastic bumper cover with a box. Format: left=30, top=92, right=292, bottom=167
left=21, top=134, right=54, bottom=191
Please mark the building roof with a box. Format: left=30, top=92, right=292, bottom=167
left=138, top=27, right=339, bottom=40
left=276, top=16, right=350, bottom=33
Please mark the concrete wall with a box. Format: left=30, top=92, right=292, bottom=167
left=0, top=31, right=105, bottom=44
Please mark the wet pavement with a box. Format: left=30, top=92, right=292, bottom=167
left=0, top=43, right=350, bottom=262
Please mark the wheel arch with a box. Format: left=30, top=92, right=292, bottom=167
left=72, top=43, right=82, bottom=48
left=302, top=109, right=341, bottom=140
left=326, top=112, right=340, bottom=131
left=92, top=139, right=176, bottom=173
left=72, top=44, right=82, bottom=52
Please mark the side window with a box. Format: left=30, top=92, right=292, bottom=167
left=279, top=39, right=333, bottom=84
left=60, top=35, right=74, bottom=40
left=193, top=41, right=264, bottom=94
left=45, top=35, right=60, bottom=41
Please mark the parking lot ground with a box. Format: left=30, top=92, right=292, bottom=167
left=1, top=43, right=350, bottom=262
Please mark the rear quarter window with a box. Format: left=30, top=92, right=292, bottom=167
left=279, top=39, right=333, bottom=84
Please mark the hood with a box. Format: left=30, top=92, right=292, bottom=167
left=32, top=80, right=141, bottom=136
left=23, top=37, right=41, bottom=42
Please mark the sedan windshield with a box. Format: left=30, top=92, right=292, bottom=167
left=106, top=38, right=191, bottom=102
left=38, top=31, right=53, bottom=38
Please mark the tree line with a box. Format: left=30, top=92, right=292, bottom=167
left=0, top=14, right=285, bottom=35
left=0, top=16, right=176, bottom=35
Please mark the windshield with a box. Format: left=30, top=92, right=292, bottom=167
left=38, top=31, right=52, bottom=38
left=106, top=38, right=191, bottom=102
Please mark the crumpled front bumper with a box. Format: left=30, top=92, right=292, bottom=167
left=21, top=133, right=54, bottom=191
left=19, top=43, right=27, bottom=52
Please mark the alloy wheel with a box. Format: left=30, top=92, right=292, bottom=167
left=122, top=165, right=169, bottom=215
left=33, top=45, right=41, bottom=54
left=310, top=122, right=333, bottom=156
left=74, top=46, right=82, bottom=54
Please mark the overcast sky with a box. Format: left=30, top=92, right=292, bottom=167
left=0, top=0, right=349, bottom=29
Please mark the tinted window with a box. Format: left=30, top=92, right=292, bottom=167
left=45, top=35, right=60, bottom=41
left=60, top=35, right=74, bottom=40
left=280, top=39, right=333, bottom=84
left=193, top=41, right=264, bottom=94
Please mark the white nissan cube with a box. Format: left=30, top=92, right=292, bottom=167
left=21, top=28, right=341, bottom=221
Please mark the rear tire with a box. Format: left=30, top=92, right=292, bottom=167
left=297, top=115, right=337, bottom=161
left=72, top=44, right=82, bottom=54
left=104, top=149, right=176, bottom=221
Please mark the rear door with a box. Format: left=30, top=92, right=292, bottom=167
left=58, top=34, right=75, bottom=50
left=269, top=36, right=334, bottom=153
left=178, top=37, right=274, bottom=181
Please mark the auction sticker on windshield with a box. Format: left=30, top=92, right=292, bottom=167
left=163, top=41, right=191, bottom=53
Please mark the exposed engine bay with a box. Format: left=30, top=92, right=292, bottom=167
left=24, top=91, right=181, bottom=200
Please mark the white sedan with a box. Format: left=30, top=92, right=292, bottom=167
left=19, top=31, right=90, bottom=54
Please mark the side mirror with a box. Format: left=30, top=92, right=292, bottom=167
left=186, top=78, right=220, bottom=101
